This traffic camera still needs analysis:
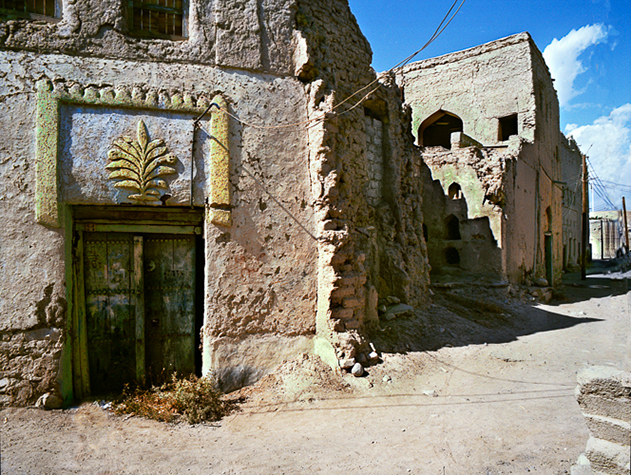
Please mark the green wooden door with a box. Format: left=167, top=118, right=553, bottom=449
left=84, top=233, right=137, bottom=394
left=82, top=232, right=196, bottom=393
left=144, top=235, right=196, bottom=385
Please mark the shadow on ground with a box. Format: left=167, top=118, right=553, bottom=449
left=369, top=267, right=630, bottom=354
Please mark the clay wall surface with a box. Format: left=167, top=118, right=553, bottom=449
left=0, top=50, right=317, bottom=403
left=1, top=0, right=431, bottom=404
left=0, top=0, right=298, bottom=75
left=396, top=33, right=537, bottom=146
left=397, top=33, right=565, bottom=284
left=559, top=133, right=583, bottom=268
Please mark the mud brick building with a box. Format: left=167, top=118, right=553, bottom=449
left=397, top=33, right=583, bottom=285
left=1, top=3, right=582, bottom=408
left=0, top=0, right=430, bottom=406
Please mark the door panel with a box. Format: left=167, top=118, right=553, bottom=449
left=82, top=231, right=196, bottom=393
left=84, top=233, right=137, bottom=394
left=144, top=235, right=196, bottom=385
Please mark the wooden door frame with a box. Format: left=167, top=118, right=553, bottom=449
left=66, top=205, right=203, bottom=400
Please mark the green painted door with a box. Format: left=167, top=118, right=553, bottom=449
left=84, top=233, right=137, bottom=394
left=144, top=235, right=196, bottom=385
left=83, top=232, right=196, bottom=393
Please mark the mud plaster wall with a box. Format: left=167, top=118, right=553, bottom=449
left=1, top=0, right=431, bottom=403
left=397, top=33, right=537, bottom=147
left=0, top=0, right=319, bottom=404
left=559, top=133, right=582, bottom=268
left=295, top=0, right=430, bottom=363
left=0, top=0, right=298, bottom=75
left=397, top=33, right=565, bottom=284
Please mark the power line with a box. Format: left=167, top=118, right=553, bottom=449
left=587, top=158, right=618, bottom=211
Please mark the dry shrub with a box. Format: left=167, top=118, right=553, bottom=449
left=113, top=374, right=236, bottom=424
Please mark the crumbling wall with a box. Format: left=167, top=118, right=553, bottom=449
left=397, top=32, right=565, bottom=285
left=1, top=0, right=432, bottom=403
left=559, top=133, right=583, bottom=269
left=420, top=145, right=506, bottom=279
left=396, top=33, right=538, bottom=146
left=295, top=0, right=429, bottom=365
left=0, top=0, right=318, bottom=405
left=572, top=366, right=631, bottom=475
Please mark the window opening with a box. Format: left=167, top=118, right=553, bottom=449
left=1, top=0, right=57, bottom=18
left=129, top=0, right=186, bottom=38
left=445, top=214, right=461, bottom=240
left=498, top=114, right=518, bottom=141
left=448, top=182, right=462, bottom=200
left=444, top=247, right=460, bottom=265
left=422, top=223, right=428, bottom=243
left=419, top=111, right=463, bottom=149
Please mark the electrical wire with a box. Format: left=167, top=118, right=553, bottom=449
left=586, top=158, right=618, bottom=211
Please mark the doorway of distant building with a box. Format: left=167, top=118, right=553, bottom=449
left=544, top=207, right=553, bottom=285
left=70, top=206, right=204, bottom=398
left=419, top=110, right=463, bottom=149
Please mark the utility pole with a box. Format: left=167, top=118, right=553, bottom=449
left=581, top=154, right=588, bottom=280
left=623, top=196, right=629, bottom=252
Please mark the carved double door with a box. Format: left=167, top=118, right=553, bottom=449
left=81, top=232, right=197, bottom=394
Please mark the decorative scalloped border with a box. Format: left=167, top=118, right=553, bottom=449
left=35, top=79, right=231, bottom=227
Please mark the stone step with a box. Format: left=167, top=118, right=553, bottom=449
left=577, top=393, right=631, bottom=421
left=584, top=414, right=631, bottom=446
left=585, top=437, right=631, bottom=475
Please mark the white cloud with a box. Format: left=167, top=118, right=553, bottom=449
left=566, top=104, right=631, bottom=210
left=543, top=24, right=608, bottom=107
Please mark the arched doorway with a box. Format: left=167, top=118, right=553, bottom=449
left=448, top=182, right=463, bottom=200
left=445, top=214, right=461, bottom=240
left=419, top=110, right=463, bottom=149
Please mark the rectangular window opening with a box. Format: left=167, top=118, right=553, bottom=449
left=1, top=0, right=58, bottom=19
left=498, top=114, right=518, bottom=142
left=129, top=0, right=187, bottom=39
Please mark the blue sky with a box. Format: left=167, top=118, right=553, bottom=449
left=348, top=0, right=631, bottom=212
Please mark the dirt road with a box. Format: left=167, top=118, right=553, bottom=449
left=1, top=271, right=629, bottom=474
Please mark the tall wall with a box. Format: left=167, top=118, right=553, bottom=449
left=295, top=0, right=430, bottom=363
left=0, top=0, right=431, bottom=405
left=396, top=33, right=566, bottom=285
left=560, top=133, right=583, bottom=268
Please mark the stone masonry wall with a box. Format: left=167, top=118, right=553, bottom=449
left=572, top=366, right=631, bottom=475
left=295, top=0, right=430, bottom=364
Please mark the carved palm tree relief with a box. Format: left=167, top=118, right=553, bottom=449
left=107, top=119, right=177, bottom=202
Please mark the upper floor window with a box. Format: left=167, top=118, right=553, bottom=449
left=498, top=114, right=518, bottom=141
left=129, top=0, right=187, bottom=39
left=1, top=0, right=58, bottom=19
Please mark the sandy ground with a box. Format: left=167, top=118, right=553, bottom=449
left=1, top=269, right=629, bottom=475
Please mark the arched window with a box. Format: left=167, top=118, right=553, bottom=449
left=445, top=214, right=461, bottom=240
left=422, top=223, right=429, bottom=242
left=448, top=182, right=462, bottom=200
left=444, top=247, right=460, bottom=265
left=419, top=110, right=463, bottom=149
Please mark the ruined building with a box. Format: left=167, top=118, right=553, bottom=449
left=1, top=3, right=582, bottom=408
left=396, top=33, right=584, bottom=285
left=0, top=0, right=429, bottom=406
